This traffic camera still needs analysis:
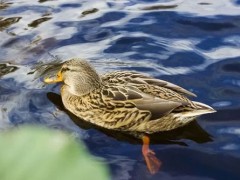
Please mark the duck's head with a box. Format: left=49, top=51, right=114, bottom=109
left=44, top=58, right=101, bottom=96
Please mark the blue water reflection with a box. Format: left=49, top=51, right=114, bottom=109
left=0, top=0, right=240, bottom=179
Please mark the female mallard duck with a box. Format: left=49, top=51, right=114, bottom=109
left=44, top=58, right=215, bottom=174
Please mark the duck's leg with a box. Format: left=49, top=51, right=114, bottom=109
left=142, top=135, right=161, bottom=174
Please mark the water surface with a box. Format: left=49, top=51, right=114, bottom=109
left=0, top=0, right=240, bottom=179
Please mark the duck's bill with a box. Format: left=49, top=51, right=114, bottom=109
left=44, top=71, right=63, bottom=84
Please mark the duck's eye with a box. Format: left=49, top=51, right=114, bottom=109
left=61, top=67, right=70, bottom=72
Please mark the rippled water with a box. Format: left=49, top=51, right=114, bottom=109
left=1, top=0, right=240, bottom=179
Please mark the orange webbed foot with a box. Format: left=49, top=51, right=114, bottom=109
left=142, top=135, right=161, bottom=174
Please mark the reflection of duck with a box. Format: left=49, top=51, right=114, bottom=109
left=44, top=58, right=215, bottom=174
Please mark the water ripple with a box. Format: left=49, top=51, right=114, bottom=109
left=0, top=0, right=240, bottom=179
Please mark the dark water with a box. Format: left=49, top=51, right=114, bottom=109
left=1, top=0, right=240, bottom=179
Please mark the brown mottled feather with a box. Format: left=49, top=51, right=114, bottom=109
left=45, top=59, right=216, bottom=134
left=102, top=71, right=197, bottom=97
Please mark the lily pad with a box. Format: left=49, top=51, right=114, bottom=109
left=0, top=126, right=109, bottom=180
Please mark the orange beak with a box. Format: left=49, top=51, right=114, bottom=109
left=44, top=70, right=63, bottom=84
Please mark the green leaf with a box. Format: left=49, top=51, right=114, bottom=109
left=0, top=126, right=109, bottom=180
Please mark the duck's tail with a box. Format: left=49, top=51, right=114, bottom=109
left=180, top=101, right=216, bottom=117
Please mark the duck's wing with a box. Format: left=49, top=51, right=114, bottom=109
left=101, top=71, right=196, bottom=97
left=100, top=85, right=188, bottom=121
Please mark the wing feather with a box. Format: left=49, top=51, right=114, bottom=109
left=101, top=85, right=183, bottom=121
left=102, top=71, right=196, bottom=97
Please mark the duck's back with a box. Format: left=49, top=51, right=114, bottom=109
left=100, top=71, right=215, bottom=131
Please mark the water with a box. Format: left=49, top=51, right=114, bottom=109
left=1, top=0, right=240, bottom=179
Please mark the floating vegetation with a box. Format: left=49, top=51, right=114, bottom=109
left=198, top=2, right=212, bottom=5
left=0, top=1, right=12, bottom=10
left=81, top=8, right=99, bottom=17
left=0, top=17, right=21, bottom=31
left=0, top=63, right=18, bottom=77
left=28, top=17, right=52, bottom=28
left=140, top=4, right=178, bottom=11
left=38, top=0, right=51, bottom=3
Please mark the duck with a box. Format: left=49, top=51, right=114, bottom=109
left=44, top=58, right=216, bottom=174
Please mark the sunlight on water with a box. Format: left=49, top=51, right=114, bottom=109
left=0, top=0, right=240, bottom=179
